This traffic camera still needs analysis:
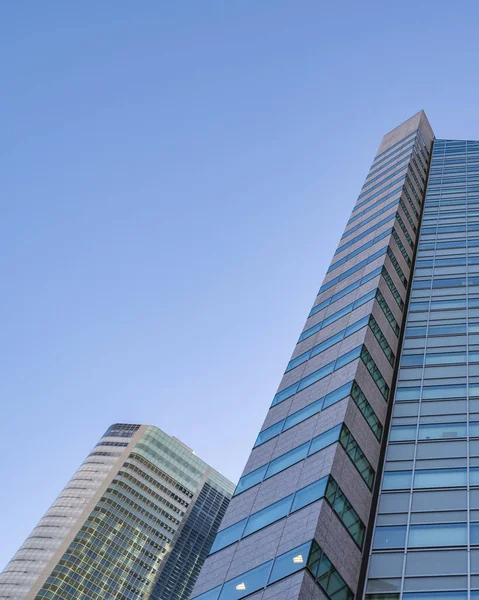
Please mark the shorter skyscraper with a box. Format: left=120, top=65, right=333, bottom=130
left=0, top=424, right=234, bottom=600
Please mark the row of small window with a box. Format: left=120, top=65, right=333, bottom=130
left=356, top=168, right=411, bottom=206
left=416, top=257, right=479, bottom=270
left=423, top=209, right=479, bottom=220
left=401, top=350, right=479, bottom=367
left=312, top=266, right=381, bottom=317
left=422, top=223, right=479, bottom=236
left=235, top=422, right=374, bottom=496
left=373, top=130, right=420, bottom=164
left=320, top=243, right=406, bottom=296
left=210, top=474, right=364, bottom=555
left=374, top=522, right=479, bottom=551
left=406, top=322, right=479, bottom=338
left=328, top=227, right=395, bottom=274
left=390, top=422, right=479, bottom=442
left=363, top=155, right=413, bottom=193
left=426, top=191, right=479, bottom=199
left=293, top=312, right=395, bottom=373
left=193, top=540, right=353, bottom=600
left=256, top=379, right=382, bottom=448
left=273, top=343, right=389, bottom=407
left=337, top=208, right=406, bottom=257
left=342, top=189, right=417, bottom=244
left=348, top=186, right=404, bottom=226
left=367, top=144, right=415, bottom=182
left=312, top=266, right=403, bottom=323
left=395, top=384, right=479, bottom=402
left=382, top=467, right=479, bottom=491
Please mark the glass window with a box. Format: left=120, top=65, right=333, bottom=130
left=405, top=550, right=467, bottom=576
left=265, top=442, right=310, bottom=479
left=414, top=468, right=467, bottom=489
left=390, top=425, right=416, bottom=441
left=243, top=495, right=293, bottom=537
left=412, top=490, right=467, bottom=512
left=192, top=586, right=222, bottom=600
left=308, top=424, right=341, bottom=456
left=378, top=492, right=410, bottom=513
left=219, top=561, right=272, bottom=600
left=291, top=477, right=328, bottom=512
left=382, top=471, right=412, bottom=490
left=283, top=398, right=324, bottom=431
left=422, top=385, right=467, bottom=399
left=396, top=387, right=421, bottom=401
left=403, top=593, right=467, bottom=600
left=408, top=523, right=467, bottom=547
left=254, top=421, right=284, bottom=447
left=373, top=525, right=406, bottom=549
left=235, top=465, right=268, bottom=495
left=267, top=541, right=312, bottom=584
left=368, top=553, right=404, bottom=578
left=418, top=423, right=467, bottom=440
left=210, top=519, right=247, bottom=554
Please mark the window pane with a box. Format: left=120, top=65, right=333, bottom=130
left=254, top=421, right=284, bottom=447
left=283, top=398, right=323, bottom=431
left=210, top=519, right=248, bottom=554
left=382, top=471, right=412, bottom=490
left=235, top=465, right=268, bottom=495
left=243, top=495, right=293, bottom=537
left=265, top=442, right=309, bottom=479
left=308, top=424, right=341, bottom=456
left=291, top=477, right=328, bottom=512
left=373, top=525, right=406, bottom=549
left=408, top=523, right=467, bottom=547
left=192, top=586, right=222, bottom=600
left=267, top=541, right=312, bottom=584
left=414, top=468, right=467, bottom=489
left=418, top=423, right=467, bottom=440
left=219, top=561, right=272, bottom=600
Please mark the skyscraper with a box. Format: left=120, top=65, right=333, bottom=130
left=0, top=424, right=234, bottom=600
left=190, top=110, right=454, bottom=600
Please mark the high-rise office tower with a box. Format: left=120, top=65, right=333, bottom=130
left=0, top=424, right=234, bottom=600
left=190, top=109, right=472, bottom=600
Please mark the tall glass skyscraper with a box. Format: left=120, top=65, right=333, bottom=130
left=0, top=424, right=234, bottom=600
left=191, top=111, right=479, bottom=600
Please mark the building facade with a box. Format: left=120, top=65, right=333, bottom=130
left=363, top=138, right=479, bottom=599
left=0, top=424, right=234, bottom=600
left=190, top=111, right=437, bottom=600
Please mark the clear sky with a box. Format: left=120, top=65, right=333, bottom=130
left=2, top=0, right=479, bottom=570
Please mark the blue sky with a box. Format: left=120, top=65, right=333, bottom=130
left=2, top=0, right=479, bottom=569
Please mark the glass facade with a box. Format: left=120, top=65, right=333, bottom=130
left=0, top=425, right=234, bottom=600
left=365, top=139, right=479, bottom=599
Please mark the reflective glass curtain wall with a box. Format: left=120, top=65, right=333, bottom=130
left=365, top=139, right=479, bottom=599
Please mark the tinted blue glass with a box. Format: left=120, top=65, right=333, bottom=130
left=382, top=471, right=412, bottom=490
left=283, top=398, right=324, bottom=431
left=403, top=594, right=467, bottom=600
left=297, top=362, right=335, bottom=392
left=265, top=442, right=310, bottom=479
left=373, top=526, right=406, bottom=549
left=268, top=541, right=312, bottom=584
left=210, top=519, right=248, bottom=554
left=243, top=495, right=293, bottom=537
left=396, top=387, right=421, bottom=401
left=192, top=586, right=222, bottom=600
left=334, top=346, right=362, bottom=370
left=271, top=382, right=299, bottom=406
left=218, top=561, right=272, bottom=600
left=422, top=385, right=467, bottom=399
left=470, top=468, right=479, bottom=486
left=291, top=477, right=328, bottom=512
left=235, top=465, right=268, bottom=495
left=254, top=421, right=284, bottom=447
left=390, top=426, right=416, bottom=441
left=322, top=381, right=353, bottom=409
left=418, top=423, right=467, bottom=440
left=408, top=523, right=467, bottom=547
left=308, top=424, right=341, bottom=456
left=414, top=468, right=467, bottom=489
